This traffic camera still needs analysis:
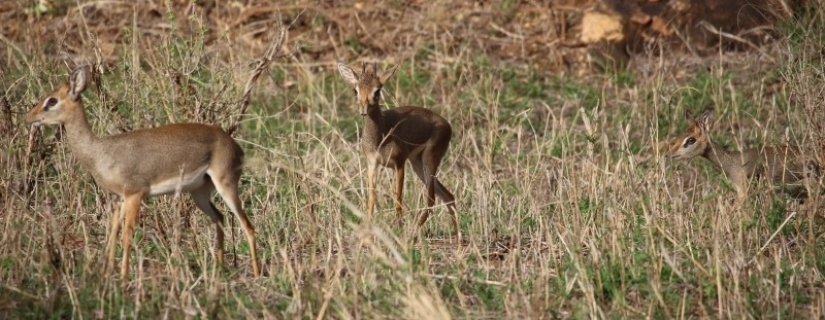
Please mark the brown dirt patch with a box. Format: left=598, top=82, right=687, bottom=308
left=616, top=0, right=798, bottom=53
left=0, top=0, right=805, bottom=75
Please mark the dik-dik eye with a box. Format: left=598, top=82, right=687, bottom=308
left=683, top=137, right=697, bottom=147
left=372, top=88, right=381, bottom=101
left=43, top=97, right=58, bottom=111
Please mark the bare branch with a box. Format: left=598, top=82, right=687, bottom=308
left=227, top=23, right=288, bottom=136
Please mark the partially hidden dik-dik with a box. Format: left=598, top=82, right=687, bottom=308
left=669, top=109, right=822, bottom=201
left=337, top=61, right=460, bottom=241
left=26, top=67, right=260, bottom=277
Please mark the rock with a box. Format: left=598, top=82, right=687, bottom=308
left=580, top=11, right=624, bottom=44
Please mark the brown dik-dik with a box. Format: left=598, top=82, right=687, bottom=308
left=337, top=62, right=460, bottom=241
left=669, top=109, right=822, bottom=202
left=26, top=67, right=260, bottom=277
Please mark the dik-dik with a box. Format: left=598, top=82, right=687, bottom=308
left=337, top=61, right=460, bottom=241
left=26, top=67, right=260, bottom=277
left=669, top=109, right=821, bottom=202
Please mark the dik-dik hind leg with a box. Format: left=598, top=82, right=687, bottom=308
left=413, top=174, right=436, bottom=243
left=803, top=160, right=822, bottom=202
left=410, top=157, right=454, bottom=203
left=412, top=153, right=444, bottom=242
left=439, top=179, right=461, bottom=244
left=211, top=171, right=260, bottom=277
left=411, top=158, right=461, bottom=242
left=433, top=179, right=460, bottom=242
left=191, top=182, right=225, bottom=267
left=803, top=161, right=822, bottom=245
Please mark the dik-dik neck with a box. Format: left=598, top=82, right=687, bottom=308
left=702, top=139, right=744, bottom=175
left=63, top=106, right=103, bottom=168
left=362, top=104, right=388, bottom=149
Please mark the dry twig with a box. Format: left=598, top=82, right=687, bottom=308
left=226, top=24, right=288, bottom=136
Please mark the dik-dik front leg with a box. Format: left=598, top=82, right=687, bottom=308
left=366, top=159, right=378, bottom=223
left=105, top=200, right=125, bottom=275
left=394, top=166, right=405, bottom=226
left=727, top=170, right=749, bottom=207
left=120, top=193, right=144, bottom=277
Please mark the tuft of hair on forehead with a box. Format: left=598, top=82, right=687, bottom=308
left=360, top=63, right=374, bottom=77
left=357, top=62, right=382, bottom=86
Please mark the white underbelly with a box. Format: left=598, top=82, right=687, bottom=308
left=149, top=165, right=209, bottom=196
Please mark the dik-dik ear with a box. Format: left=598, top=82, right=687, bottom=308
left=684, top=109, right=696, bottom=126
left=699, top=109, right=715, bottom=132
left=69, top=67, right=89, bottom=101
left=380, top=64, right=399, bottom=85
left=337, top=62, right=359, bottom=85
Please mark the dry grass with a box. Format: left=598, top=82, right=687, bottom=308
left=1, top=1, right=825, bottom=319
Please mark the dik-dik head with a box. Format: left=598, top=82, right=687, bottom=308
left=26, top=67, right=89, bottom=127
left=669, top=109, right=714, bottom=160
left=337, top=62, right=399, bottom=115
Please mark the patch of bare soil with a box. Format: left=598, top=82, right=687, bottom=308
left=0, top=0, right=804, bottom=75
left=617, top=0, right=797, bottom=53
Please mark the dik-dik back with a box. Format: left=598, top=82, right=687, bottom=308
left=95, top=124, right=243, bottom=192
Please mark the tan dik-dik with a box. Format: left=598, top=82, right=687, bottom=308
left=669, top=109, right=822, bottom=202
left=337, top=62, right=460, bottom=241
left=26, top=67, right=260, bottom=277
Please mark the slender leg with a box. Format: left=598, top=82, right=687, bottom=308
left=732, top=172, right=748, bottom=206
left=412, top=157, right=461, bottom=242
left=105, top=199, right=125, bottom=275
left=366, top=160, right=377, bottom=223
left=415, top=153, right=439, bottom=241
left=394, top=166, right=405, bottom=226
left=438, top=178, right=462, bottom=244
left=415, top=174, right=435, bottom=242
left=191, top=182, right=225, bottom=267
left=212, top=203, right=225, bottom=266
left=412, top=158, right=455, bottom=204
left=212, top=174, right=259, bottom=277
left=803, top=161, right=821, bottom=247
left=120, top=193, right=144, bottom=277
